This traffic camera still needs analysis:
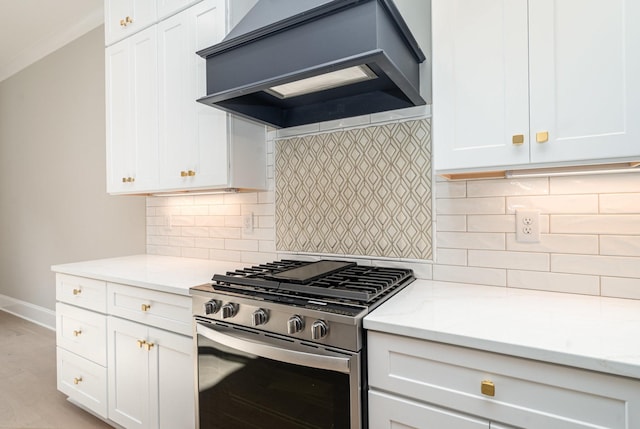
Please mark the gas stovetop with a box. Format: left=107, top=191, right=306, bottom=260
left=210, top=259, right=413, bottom=306
left=191, top=259, right=414, bottom=351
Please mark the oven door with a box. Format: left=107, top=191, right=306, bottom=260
left=195, top=319, right=362, bottom=429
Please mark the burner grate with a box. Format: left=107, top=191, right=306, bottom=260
left=212, top=260, right=413, bottom=305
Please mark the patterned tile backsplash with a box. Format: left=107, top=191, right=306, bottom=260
left=275, top=119, right=432, bottom=260
left=146, top=113, right=640, bottom=300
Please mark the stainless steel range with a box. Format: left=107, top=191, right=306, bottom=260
left=191, top=259, right=414, bottom=429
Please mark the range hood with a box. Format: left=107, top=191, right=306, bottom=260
left=196, top=0, right=427, bottom=129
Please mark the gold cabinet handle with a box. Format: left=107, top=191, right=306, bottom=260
left=120, top=16, right=133, bottom=27
left=481, top=380, right=495, bottom=397
left=144, top=342, right=155, bottom=351
left=141, top=304, right=151, bottom=312
left=137, top=339, right=146, bottom=348
left=187, top=170, right=196, bottom=176
left=73, top=329, right=82, bottom=337
left=122, top=177, right=135, bottom=183
left=512, top=134, right=524, bottom=145
left=72, top=288, right=82, bottom=296
left=73, top=376, right=83, bottom=385
left=536, top=131, right=549, bottom=143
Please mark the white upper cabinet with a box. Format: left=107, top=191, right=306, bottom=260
left=433, top=0, right=640, bottom=172
left=157, top=0, right=230, bottom=191
left=105, top=0, right=267, bottom=195
left=157, top=0, right=203, bottom=21
left=105, top=0, right=157, bottom=46
left=105, top=26, right=159, bottom=194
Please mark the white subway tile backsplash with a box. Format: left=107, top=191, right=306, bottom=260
left=195, top=216, right=225, bottom=227
left=600, top=235, right=640, bottom=257
left=551, top=215, right=640, bottom=235
left=467, top=178, right=549, bottom=197
left=507, top=195, right=598, bottom=214
left=600, top=193, right=640, bottom=213
left=437, top=197, right=505, bottom=215
left=180, top=205, right=209, bottom=216
left=551, top=172, right=640, bottom=195
left=552, top=254, right=640, bottom=278
left=209, top=204, right=240, bottom=216
left=434, top=248, right=467, bottom=266
left=436, top=215, right=466, bottom=232
left=437, top=232, right=505, bottom=250
left=433, top=264, right=506, bottom=287
left=209, top=227, right=241, bottom=239
left=467, top=215, right=514, bottom=233
left=223, top=192, right=258, bottom=205
left=507, top=270, right=600, bottom=295
left=469, top=250, right=549, bottom=271
left=225, top=239, right=259, bottom=252
left=506, top=233, right=599, bottom=255
left=601, top=277, right=640, bottom=299
left=435, top=181, right=466, bottom=198
left=194, top=237, right=224, bottom=249
left=181, top=226, right=210, bottom=238
left=168, top=236, right=195, bottom=247
left=209, top=249, right=242, bottom=262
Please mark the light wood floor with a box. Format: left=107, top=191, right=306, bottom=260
left=0, top=310, right=113, bottom=429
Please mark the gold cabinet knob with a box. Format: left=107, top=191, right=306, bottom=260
left=126, top=16, right=133, bottom=24
left=72, top=288, right=82, bottom=296
left=73, top=377, right=83, bottom=385
left=120, top=19, right=126, bottom=27
left=187, top=170, right=196, bottom=176
left=144, top=342, right=155, bottom=351
left=137, top=339, right=146, bottom=348
left=512, top=134, right=524, bottom=145
left=180, top=170, right=188, bottom=177
left=141, top=304, right=151, bottom=312
left=73, top=329, right=82, bottom=337
left=481, top=380, right=495, bottom=397
left=536, top=131, right=549, bottom=143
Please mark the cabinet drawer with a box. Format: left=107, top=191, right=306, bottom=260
left=57, top=347, right=107, bottom=418
left=56, top=303, right=107, bottom=366
left=56, top=274, right=107, bottom=313
left=369, top=389, right=489, bottom=429
left=368, top=331, right=640, bottom=429
left=107, top=283, right=192, bottom=336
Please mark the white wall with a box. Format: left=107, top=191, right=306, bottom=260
left=0, top=26, right=146, bottom=317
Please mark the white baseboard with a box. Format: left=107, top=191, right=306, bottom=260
left=0, top=294, right=55, bottom=330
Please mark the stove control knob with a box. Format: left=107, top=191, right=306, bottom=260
left=221, top=303, right=238, bottom=319
left=204, top=300, right=221, bottom=315
left=311, top=320, right=329, bottom=340
left=252, top=309, right=269, bottom=326
left=287, top=315, right=304, bottom=334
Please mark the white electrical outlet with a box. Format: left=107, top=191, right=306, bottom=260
left=515, top=209, right=540, bottom=243
left=242, top=212, right=253, bottom=234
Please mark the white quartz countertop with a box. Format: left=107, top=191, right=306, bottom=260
left=364, top=280, right=640, bottom=380
left=51, top=254, right=247, bottom=296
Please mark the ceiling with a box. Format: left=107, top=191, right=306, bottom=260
left=0, top=0, right=103, bottom=83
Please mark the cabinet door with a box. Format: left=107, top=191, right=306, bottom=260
left=158, top=0, right=228, bottom=191
left=433, top=0, right=530, bottom=171
left=157, top=0, right=203, bottom=20
left=369, top=390, right=489, bottom=429
left=529, top=0, right=640, bottom=164
left=106, top=26, right=159, bottom=194
left=105, top=0, right=157, bottom=46
left=108, top=317, right=150, bottom=429
left=148, top=327, right=195, bottom=429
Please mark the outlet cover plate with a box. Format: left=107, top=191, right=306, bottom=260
left=515, top=209, right=540, bottom=243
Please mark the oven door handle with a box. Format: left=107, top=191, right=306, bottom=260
left=196, top=322, right=351, bottom=374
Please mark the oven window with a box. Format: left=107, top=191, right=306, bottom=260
left=198, top=334, right=351, bottom=429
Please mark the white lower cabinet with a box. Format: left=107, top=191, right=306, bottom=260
left=55, top=273, right=195, bottom=429
left=368, top=331, right=640, bottom=429
left=108, top=317, right=194, bottom=429
left=369, top=390, right=490, bottom=428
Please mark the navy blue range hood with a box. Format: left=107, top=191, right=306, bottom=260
left=196, top=0, right=426, bottom=129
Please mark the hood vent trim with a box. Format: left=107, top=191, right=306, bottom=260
left=197, top=0, right=427, bottom=129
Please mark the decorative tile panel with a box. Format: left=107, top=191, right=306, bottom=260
left=275, top=119, right=432, bottom=260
